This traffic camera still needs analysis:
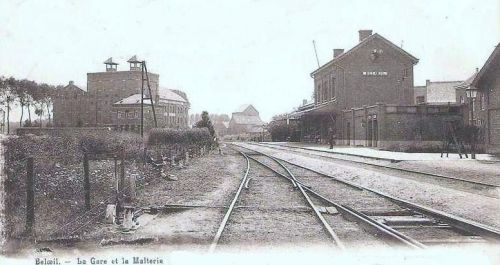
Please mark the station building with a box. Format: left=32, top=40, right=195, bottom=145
left=301, top=30, right=418, bottom=142
left=469, top=43, right=500, bottom=153
left=53, top=56, right=190, bottom=131
left=279, top=30, right=467, bottom=150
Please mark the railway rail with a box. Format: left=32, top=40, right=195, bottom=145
left=209, top=150, right=345, bottom=251
left=249, top=142, right=500, bottom=198
left=232, top=143, right=500, bottom=248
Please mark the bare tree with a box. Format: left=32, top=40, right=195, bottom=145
left=0, top=77, right=16, bottom=133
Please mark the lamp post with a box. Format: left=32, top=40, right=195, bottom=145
left=465, top=87, right=478, bottom=125
left=465, top=87, right=478, bottom=159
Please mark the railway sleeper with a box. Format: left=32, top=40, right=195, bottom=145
left=372, top=215, right=436, bottom=226
left=360, top=209, right=414, bottom=216
left=418, top=235, right=488, bottom=245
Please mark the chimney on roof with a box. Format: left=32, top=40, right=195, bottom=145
left=333, top=49, right=344, bottom=58
left=104, top=57, right=118, bottom=72
left=426, top=79, right=430, bottom=86
left=302, top=99, right=307, bottom=106
left=476, top=67, right=479, bottom=73
left=127, top=55, right=142, bottom=71
left=358, top=30, right=373, bottom=42
left=69, top=81, right=74, bottom=86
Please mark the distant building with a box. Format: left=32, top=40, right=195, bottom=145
left=425, top=80, right=463, bottom=104
left=189, top=113, right=230, bottom=136
left=413, top=85, right=426, bottom=104
left=228, top=104, right=265, bottom=135
left=53, top=56, right=190, bottom=131
left=52, top=81, right=92, bottom=127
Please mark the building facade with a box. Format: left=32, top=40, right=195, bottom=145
left=302, top=30, right=419, bottom=142
left=53, top=81, right=92, bottom=127
left=470, top=44, right=500, bottom=153
left=425, top=80, right=463, bottom=104
left=53, top=56, right=189, bottom=131
left=112, top=89, right=190, bottom=132
left=341, top=103, right=464, bottom=150
left=87, top=57, right=160, bottom=126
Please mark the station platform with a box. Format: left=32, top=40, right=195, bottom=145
left=261, top=142, right=498, bottom=162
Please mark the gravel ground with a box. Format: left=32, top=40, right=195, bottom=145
left=236, top=143, right=500, bottom=230
left=134, top=149, right=246, bottom=207
left=81, top=147, right=246, bottom=245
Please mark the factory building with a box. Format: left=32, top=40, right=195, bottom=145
left=53, top=56, right=189, bottom=131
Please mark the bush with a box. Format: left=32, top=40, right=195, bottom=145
left=147, top=128, right=212, bottom=149
left=78, top=131, right=143, bottom=159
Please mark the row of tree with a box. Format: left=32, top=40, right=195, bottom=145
left=0, top=76, right=61, bottom=133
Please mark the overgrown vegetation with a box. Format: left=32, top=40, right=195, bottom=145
left=194, top=111, right=215, bottom=137
left=268, top=120, right=300, bottom=142
left=147, top=127, right=212, bottom=151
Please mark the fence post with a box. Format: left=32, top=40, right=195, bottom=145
left=128, top=174, right=136, bottom=201
left=120, top=150, right=125, bottom=193
left=26, top=157, right=34, bottom=235
left=83, top=153, right=90, bottom=211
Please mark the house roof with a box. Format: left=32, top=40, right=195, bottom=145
left=311, top=33, right=419, bottom=76
left=231, top=113, right=264, bottom=125
left=158, top=88, right=187, bottom=103
left=113, top=94, right=152, bottom=105
left=426, top=81, right=462, bottom=103
left=235, top=104, right=253, bottom=113
left=455, top=71, right=479, bottom=89
left=472, top=44, right=500, bottom=88
left=113, top=88, right=188, bottom=105
left=60, top=82, right=87, bottom=93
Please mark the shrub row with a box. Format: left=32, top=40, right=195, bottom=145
left=147, top=128, right=212, bottom=149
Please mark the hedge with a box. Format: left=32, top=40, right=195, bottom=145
left=147, top=128, right=212, bottom=150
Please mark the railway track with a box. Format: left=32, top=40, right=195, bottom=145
left=231, top=143, right=500, bottom=249
left=248, top=142, right=500, bottom=198
left=209, top=150, right=345, bottom=251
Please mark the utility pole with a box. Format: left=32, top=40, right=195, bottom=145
left=140, top=60, right=158, bottom=138
left=312, top=40, right=320, bottom=68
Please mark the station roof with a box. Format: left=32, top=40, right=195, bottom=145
left=471, top=43, right=500, bottom=88
left=311, top=33, right=419, bottom=76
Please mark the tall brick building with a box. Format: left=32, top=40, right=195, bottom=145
left=301, top=30, right=418, bottom=141
left=53, top=56, right=189, bottom=130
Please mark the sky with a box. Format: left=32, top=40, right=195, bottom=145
left=0, top=0, right=499, bottom=122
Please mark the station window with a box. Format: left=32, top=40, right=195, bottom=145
left=323, top=80, right=328, bottom=101
left=316, top=84, right=321, bottom=103
left=330, top=76, right=336, bottom=99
